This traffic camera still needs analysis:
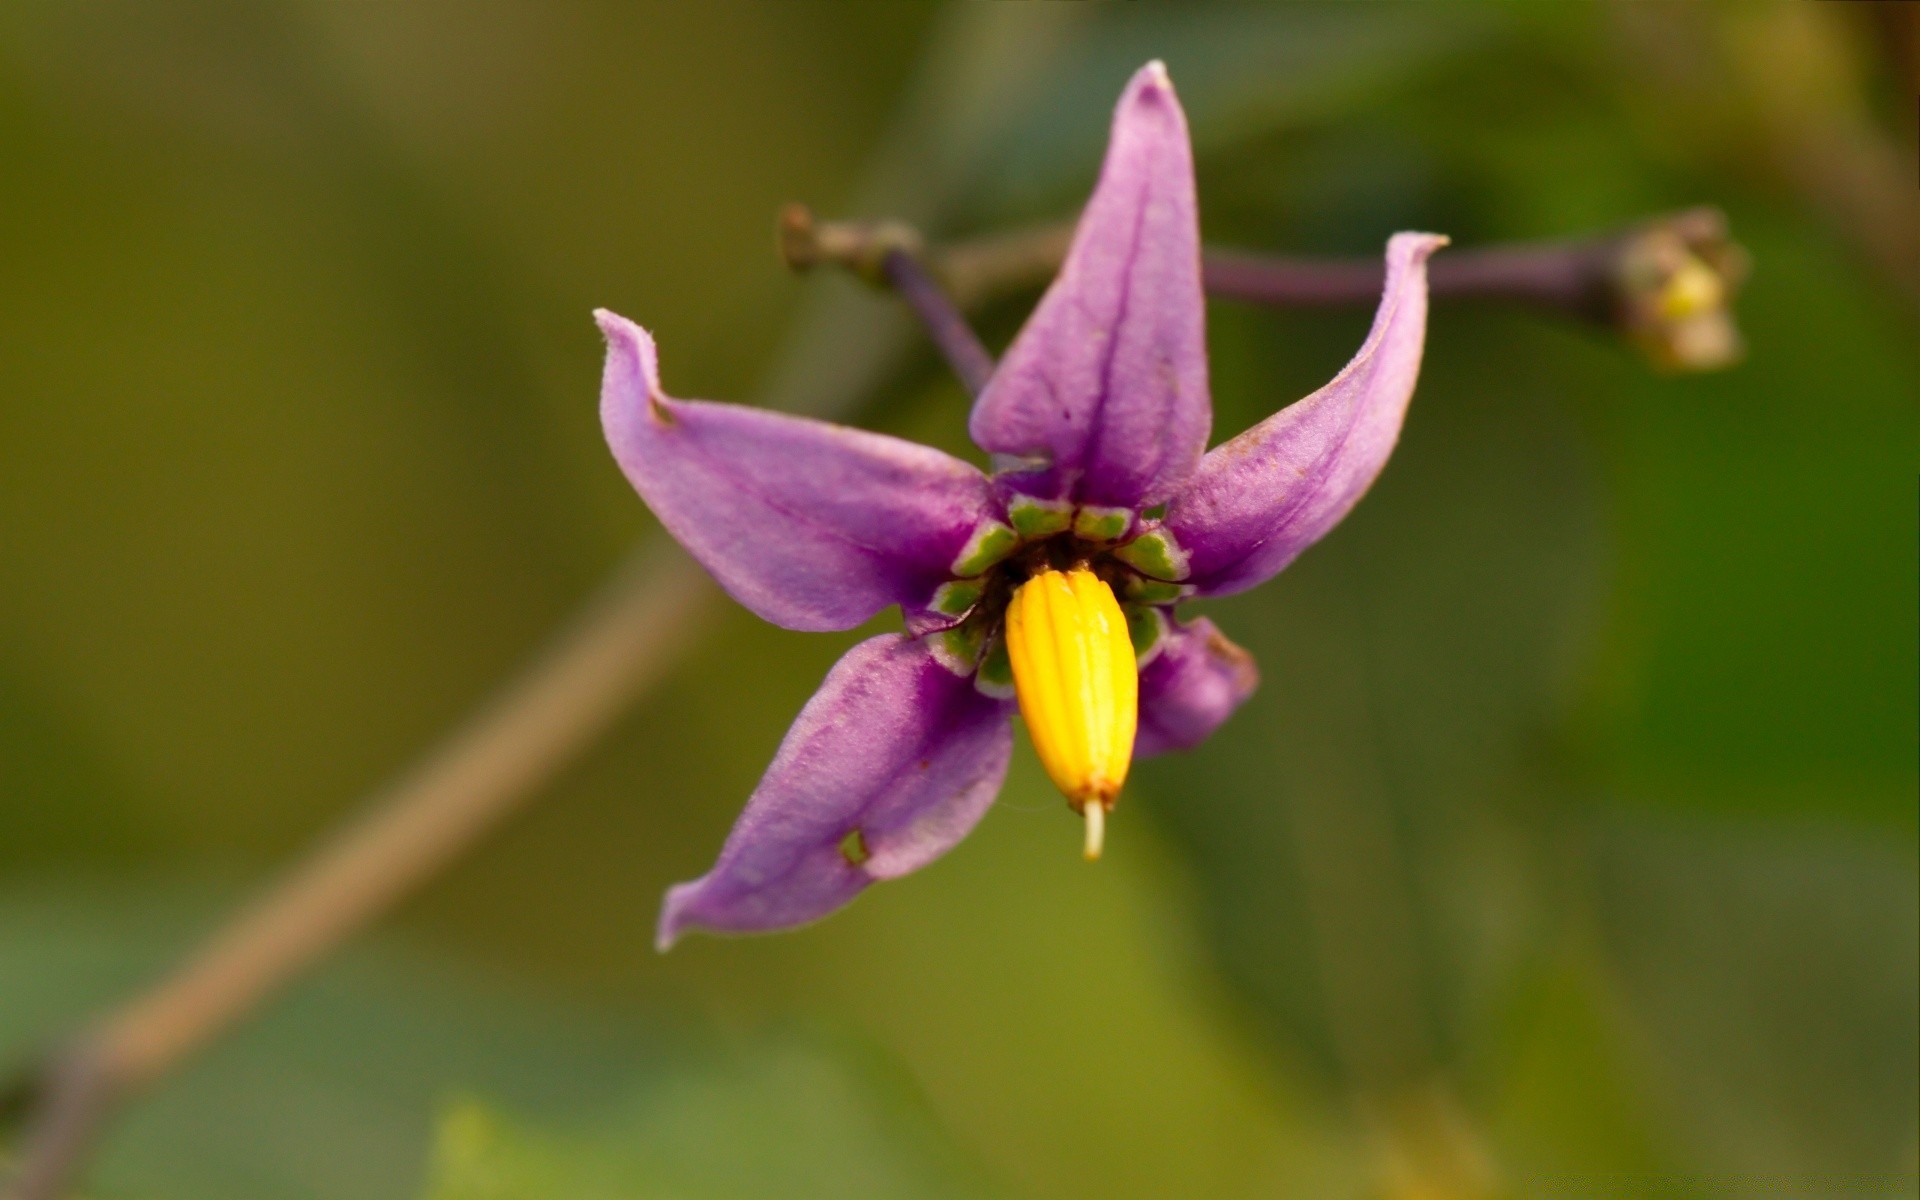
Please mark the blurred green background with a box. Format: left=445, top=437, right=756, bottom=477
left=2, top=3, right=1914, bottom=1198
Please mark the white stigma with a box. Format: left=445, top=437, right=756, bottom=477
left=1083, top=801, right=1106, bottom=862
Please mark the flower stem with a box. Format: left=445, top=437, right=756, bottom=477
left=1203, top=241, right=1601, bottom=313
left=881, top=248, right=996, bottom=398
left=798, top=206, right=1747, bottom=373
left=781, top=204, right=995, bottom=397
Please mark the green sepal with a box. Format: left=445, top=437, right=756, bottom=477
left=1124, top=605, right=1167, bottom=663
left=1072, top=504, right=1132, bottom=543
left=974, top=635, right=1014, bottom=699
left=929, top=579, right=984, bottom=617
left=1111, top=529, right=1190, bottom=581
left=930, top=619, right=988, bottom=674
left=1121, top=576, right=1193, bottom=605
left=1007, top=495, right=1072, bottom=540
left=950, top=521, right=1018, bottom=577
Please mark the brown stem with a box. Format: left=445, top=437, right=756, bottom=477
left=1, top=1050, right=115, bottom=1200
left=2, top=543, right=712, bottom=1200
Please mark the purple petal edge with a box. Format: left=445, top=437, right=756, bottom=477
left=1135, top=616, right=1259, bottom=758
left=656, top=634, right=1014, bottom=950
left=598, top=311, right=997, bottom=632
left=968, top=61, right=1210, bottom=511
left=1164, top=232, right=1447, bottom=597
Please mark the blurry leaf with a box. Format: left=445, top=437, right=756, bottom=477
left=0, top=880, right=662, bottom=1199
left=1136, top=303, right=1605, bottom=1097
left=1488, top=954, right=1709, bottom=1198
left=0, top=882, right=990, bottom=1200
left=1592, top=809, right=1919, bottom=1193
left=421, top=1038, right=1004, bottom=1200
left=0, top=662, right=147, bottom=865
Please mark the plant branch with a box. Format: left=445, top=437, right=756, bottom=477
left=793, top=205, right=1750, bottom=372
left=1203, top=241, right=1601, bottom=313
left=3, top=543, right=713, bottom=1200
left=881, top=248, right=996, bottom=397
left=780, top=204, right=994, bottom=398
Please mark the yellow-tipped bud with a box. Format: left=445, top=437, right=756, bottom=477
left=1654, top=253, right=1727, bottom=322
left=1610, top=209, right=1748, bottom=373
left=1004, top=567, right=1138, bottom=851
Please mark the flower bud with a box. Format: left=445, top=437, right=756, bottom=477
left=1609, top=208, right=1749, bottom=372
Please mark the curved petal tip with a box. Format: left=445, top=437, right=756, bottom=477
left=594, top=307, right=656, bottom=368
left=594, top=308, right=664, bottom=411
left=656, top=882, right=698, bottom=952
left=1163, top=228, right=1449, bottom=596
left=1133, top=59, right=1172, bottom=94
left=1386, top=231, right=1449, bottom=267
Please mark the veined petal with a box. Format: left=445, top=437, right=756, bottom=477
left=1134, top=617, right=1259, bottom=758
left=656, top=634, right=1013, bottom=949
left=599, top=311, right=997, bottom=631
left=968, top=61, right=1209, bottom=511
left=1163, top=233, right=1446, bottom=596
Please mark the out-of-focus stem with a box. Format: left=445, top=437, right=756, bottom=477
left=1205, top=211, right=1749, bottom=372
left=796, top=206, right=1751, bottom=373
left=1, top=543, right=712, bottom=1200
left=881, top=248, right=995, bottom=398
left=781, top=204, right=994, bottom=397
left=923, top=217, right=1606, bottom=313
left=1205, top=242, right=1599, bottom=312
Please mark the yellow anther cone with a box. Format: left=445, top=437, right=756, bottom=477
left=1004, top=567, right=1138, bottom=857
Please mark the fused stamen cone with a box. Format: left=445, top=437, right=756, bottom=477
left=1004, top=568, right=1138, bottom=828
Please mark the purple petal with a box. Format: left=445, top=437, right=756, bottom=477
left=968, top=61, right=1209, bottom=511
left=657, top=634, right=1013, bottom=948
left=1163, top=233, right=1446, bottom=596
left=1135, top=617, right=1259, bottom=758
left=599, top=311, right=998, bottom=632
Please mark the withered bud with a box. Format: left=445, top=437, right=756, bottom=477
left=1605, top=207, right=1750, bottom=372
left=777, top=203, right=923, bottom=289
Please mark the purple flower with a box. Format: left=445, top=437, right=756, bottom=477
left=598, top=62, right=1445, bottom=949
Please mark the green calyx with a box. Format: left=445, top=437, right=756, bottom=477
left=1121, top=576, right=1192, bottom=605
left=1112, top=529, right=1189, bottom=581
left=930, top=579, right=984, bottom=617
left=1072, top=505, right=1132, bottom=543
left=1007, top=495, right=1073, bottom=540
left=974, top=634, right=1014, bottom=699
left=932, top=619, right=989, bottom=674
left=950, top=521, right=1018, bottom=577
left=1124, top=604, right=1167, bottom=661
